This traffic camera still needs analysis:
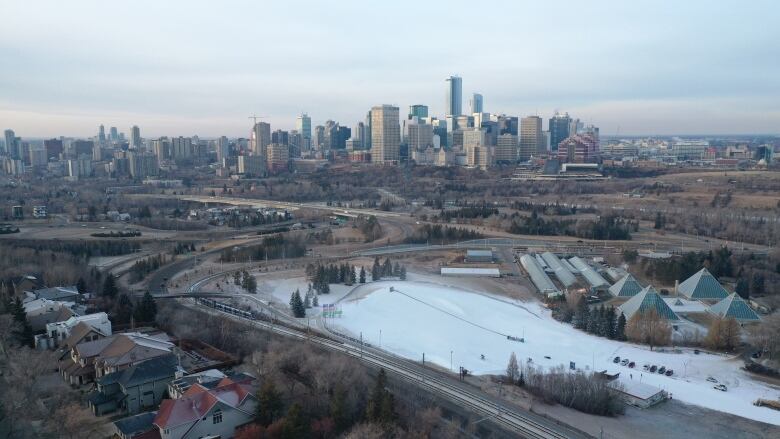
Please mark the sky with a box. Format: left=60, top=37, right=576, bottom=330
left=1, top=0, right=779, bottom=137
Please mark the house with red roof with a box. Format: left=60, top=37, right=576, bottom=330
left=153, top=377, right=257, bottom=439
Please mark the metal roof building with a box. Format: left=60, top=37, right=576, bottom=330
left=608, top=274, right=644, bottom=297
left=708, top=293, right=760, bottom=322
left=520, top=254, right=560, bottom=296
left=618, top=286, right=680, bottom=321
left=440, top=267, right=501, bottom=277
left=465, top=249, right=494, bottom=263
left=568, top=256, right=610, bottom=291
left=540, top=252, right=577, bottom=287
left=677, top=268, right=729, bottom=300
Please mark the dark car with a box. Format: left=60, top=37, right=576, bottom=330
left=650, top=365, right=658, bottom=373
left=628, top=362, right=636, bottom=368
left=658, top=366, right=666, bottom=374
left=613, top=356, right=620, bottom=363
left=665, top=369, right=674, bottom=376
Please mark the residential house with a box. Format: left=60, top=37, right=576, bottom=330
left=38, top=312, right=112, bottom=349
left=25, top=285, right=81, bottom=303
left=25, top=298, right=79, bottom=332
left=112, top=412, right=159, bottom=439
left=89, top=355, right=180, bottom=416
left=153, top=377, right=257, bottom=439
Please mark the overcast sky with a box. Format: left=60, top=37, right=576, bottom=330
left=1, top=0, right=778, bottom=138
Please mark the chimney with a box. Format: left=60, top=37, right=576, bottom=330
left=674, top=279, right=679, bottom=294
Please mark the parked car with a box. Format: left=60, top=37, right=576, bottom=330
left=650, top=365, right=658, bottom=373
left=621, top=359, right=630, bottom=366
left=658, top=366, right=666, bottom=374
left=714, top=384, right=728, bottom=392
left=628, top=362, right=636, bottom=368
left=706, top=376, right=718, bottom=383
left=643, top=364, right=650, bottom=370
left=665, top=369, right=674, bottom=376
left=613, top=356, right=620, bottom=363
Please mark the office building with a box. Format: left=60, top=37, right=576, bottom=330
left=128, top=151, right=159, bottom=179
left=445, top=75, right=463, bottom=116
left=672, top=140, right=708, bottom=160
left=352, top=122, right=367, bottom=149
left=495, top=134, right=518, bottom=163
left=408, top=105, right=429, bottom=119
left=272, top=130, right=289, bottom=145
left=519, top=116, right=546, bottom=160
left=370, top=105, right=400, bottom=164
left=44, top=138, right=63, bottom=159
left=152, top=138, right=170, bottom=161
left=129, top=125, right=141, bottom=149
left=407, top=119, right=434, bottom=153
left=470, top=93, right=483, bottom=114
left=98, top=125, right=106, bottom=145
left=557, top=133, right=600, bottom=163
left=237, top=155, right=265, bottom=177
left=266, top=143, right=290, bottom=172
left=296, top=113, right=311, bottom=145
left=4, top=129, right=20, bottom=159
left=467, top=144, right=492, bottom=170
left=109, top=127, right=118, bottom=142
left=498, top=116, right=519, bottom=136
left=72, top=140, right=95, bottom=157
left=216, top=136, right=229, bottom=163
left=68, top=155, right=93, bottom=179
left=288, top=131, right=302, bottom=157
left=29, top=146, right=48, bottom=168
left=171, top=136, right=193, bottom=160
left=548, top=112, right=571, bottom=152
left=251, top=122, right=271, bottom=158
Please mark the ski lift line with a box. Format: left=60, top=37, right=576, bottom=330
left=392, top=287, right=511, bottom=338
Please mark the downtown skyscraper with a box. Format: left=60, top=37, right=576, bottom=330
left=445, top=75, right=462, bottom=117
left=548, top=112, right=571, bottom=152
left=370, top=105, right=400, bottom=164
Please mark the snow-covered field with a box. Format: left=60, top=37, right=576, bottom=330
left=332, top=280, right=780, bottom=425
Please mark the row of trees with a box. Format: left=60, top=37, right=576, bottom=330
left=233, top=270, right=258, bottom=294
left=638, top=247, right=734, bottom=285
left=129, top=254, right=168, bottom=283
left=553, top=299, right=627, bottom=341
left=507, top=212, right=634, bottom=240
left=371, top=257, right=406, bottom=281
left=435, top=205, right=498, bottom=221
left=404, top=224, right=483, bottom=244
left=306, top=263, right=359, bottom=295
left=355, top=215, right=383, bottom=242
left=505, top=357, right=624, bottom=417
left=220, top=235, right=306, bottom=263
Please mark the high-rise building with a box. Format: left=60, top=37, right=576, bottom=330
left=463, top=128, right=486, bottom=151
left=498, top=116, right=518, bottom=136
left=557, top=133, right=599, bottom=163
left=470, top=93, right=483, bottom=114
left=237, top=155, right=264, bottom=177
left=314, top=125, right=325, bottom=150
left=128, top=151, right=159, bottom=179
left=98, top=125, right=106, bottom=145
left=109, top=126, right=118, bottom=142
left=68, top=155, right=93, bottom=179
left=216, top=136, right=229, bottom=163
left=445, top=76, right=463, bottom=117
left=519, top=116, right=545, bottom=160
left=71, top=140, right=94, bottom=158
left=267, top=143, right=290, bottom=172
left=130, top=125, right=141, bottom=149
left=171, top=136, right=193, bottom=159
left=548, top=112, right=571, bottom=152
left=43, top=138, right=63, bottom=160
left=272, top=130, right=289, bottom=145
left=407, top=119, right=434, bottom=153
left=4, top=129, right=20, bottom=159
left=364, top=111, right=372, bottom=150
left=251, top=122, right=271, bottom=159
left=370, top=105, right=400, bottom=164
left=29, top=146, right=47, bottom=168
left=288, top=131, right=302, bottom=158
left=152, top=137, right=170, bottom=161
left=296, top=113, right=311, bottom=145
left=352, top=122, right=367, bottom=150
left=408, top=105, right=429, bottom=119
left=495, top=134, right=518, bottom=163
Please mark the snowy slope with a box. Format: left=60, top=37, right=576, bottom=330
left=333, top=280, right=780, bottom=425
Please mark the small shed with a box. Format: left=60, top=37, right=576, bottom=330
left=465, top=249, right=494, bottom=263
left=609, top=380, right=667, bottom=408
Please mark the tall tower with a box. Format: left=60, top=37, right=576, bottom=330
left=470, top=93, right=483, bottom=114
left=370, top=105, right=400, bottom=164
left=4, top=129, right=16, bottom=158
left=98, top=125, right=106, bottom=145
left=548, top=112, right=571, bottom=152
left=520, top=116, right=545, bottom=160
left=408, top=104, right=429, bottom=119
left=445, top=76, right=462, bottom=117
left=216, top=136, right=229, bottom=163
left=251, top=122, right=271, bottom=158
left=296, top=113, right=311, bottom=150
left=129, top=125, right=141, bottom=149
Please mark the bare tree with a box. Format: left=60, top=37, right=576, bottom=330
left=625, top=309, right=671, bottom=350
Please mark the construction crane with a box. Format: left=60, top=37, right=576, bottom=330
left=248, top=115, right=268, bottom=126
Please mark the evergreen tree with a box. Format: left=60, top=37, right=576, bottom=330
left=393, top=262, right=401, bottom=277
left=256, top=381, right=283, bottom=426
left=616, top=312, right=627, bottom=341
left=399, top=265, right=407, bottom=280
left=312, top=294, right=318, bottom=307
left=289, top=289, right=305, bottom=317
left=76, top=277, right=87, bottom=294
left=11, top=296, right=33, bottom=347
left=330, top=387, right=349, bottom=433
left=367, top=368, right=395, bottom=423
left=382, top=258, right=393, bottom=277
left=735, top=277, right=750, bottom=299
left=371, top=260, right=381, bottom=281
left=233, top=271, right=241, bottom=285
left=102, top=275, right=118, bottom=298
left=114, top=293, right=135, bottom=325
left=359, top=266, right=366, bottom=283
left=281, top=403, right=309, bottom=439
left=573, top=299, right=590, bottom=330
left=348, top=265, right=357, bottom=285
left=134, top=291, right=158, bottom=322
left=321, top=282, right=330, bottom=295
left=304, top=292, right=311, bottom=309
left=605, top=306, right=617, bottom=339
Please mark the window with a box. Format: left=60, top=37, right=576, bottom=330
left=212, top=409, right=222, bottom=424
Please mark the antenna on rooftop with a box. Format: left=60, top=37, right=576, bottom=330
left=248, top=115, right=267, bottom=125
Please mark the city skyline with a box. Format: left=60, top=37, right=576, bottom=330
left=1, top=0, right=779, bottom=137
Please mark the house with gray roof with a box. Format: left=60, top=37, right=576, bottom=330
left=708, top=293, right=761, bottom=323
left=618, top=286, right=680, bottom=321
left=677, top=268, right=729, bottom=300
left=89, top=355, right=180, bottom=416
